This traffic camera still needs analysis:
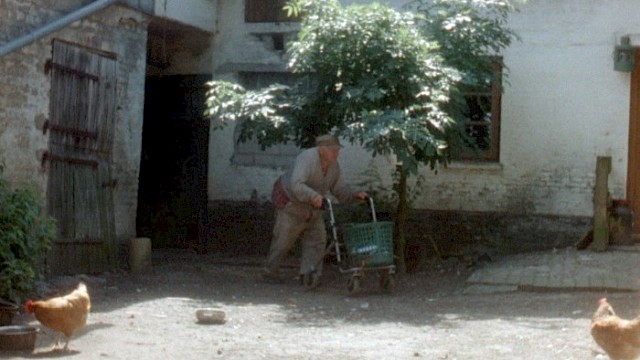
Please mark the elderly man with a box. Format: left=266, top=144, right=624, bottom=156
left=264, top=134, right=368, bottom=289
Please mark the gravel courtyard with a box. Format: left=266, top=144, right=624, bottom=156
left=2, top=248, right=629, bottom=359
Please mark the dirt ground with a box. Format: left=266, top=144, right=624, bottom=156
left=2, top=248, right=634, bottom=360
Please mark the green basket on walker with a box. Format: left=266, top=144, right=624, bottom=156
left=342, top=220, right=394, bottom=267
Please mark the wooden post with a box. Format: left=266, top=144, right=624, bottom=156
left=590, top=156, right=611, bottom=252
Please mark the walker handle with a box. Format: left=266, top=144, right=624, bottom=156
left=368, top=197, right=377, bottom=222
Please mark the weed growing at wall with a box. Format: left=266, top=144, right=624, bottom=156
left=0, top=164, right=57, bottom=304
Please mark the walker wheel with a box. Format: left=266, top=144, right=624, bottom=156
left=379, top=271, right=395, bottom=293
left=347, top=276, right=361, bottom=295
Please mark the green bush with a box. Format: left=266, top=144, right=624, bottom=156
left=0, top=165, right=56, bottom=304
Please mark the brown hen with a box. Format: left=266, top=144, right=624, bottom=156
left=591, top=297, right=640, bottom=360
left=24, top=282, right=91, bottom=351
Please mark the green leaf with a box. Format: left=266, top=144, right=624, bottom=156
left=0, top=167, right=56, bottom=303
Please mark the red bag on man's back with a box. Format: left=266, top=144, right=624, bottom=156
left=271, top=178, right=289, bottom=209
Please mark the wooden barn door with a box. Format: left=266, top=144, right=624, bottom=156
left=45, top=40, right=117, bottom=274
left=628, top=51, right=640, bottom=234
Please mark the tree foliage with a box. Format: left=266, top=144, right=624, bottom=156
left=206, top=0, right=461, bottom=173
left=407, top=0, right=519, bottom=85
left=288, top=1, right=461, bottom=173
left=206, top=81, right=302, bottom=148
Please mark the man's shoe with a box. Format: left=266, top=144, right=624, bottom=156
left=300, top=271, right=320, bottom=291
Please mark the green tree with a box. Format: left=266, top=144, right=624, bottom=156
left=205, top=0, right=520, bottom=273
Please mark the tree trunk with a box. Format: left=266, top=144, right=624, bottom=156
left=394, top=165, right=408, bottom=274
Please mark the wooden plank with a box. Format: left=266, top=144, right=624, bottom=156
left=48, top=242, right=108, bottom=274
left=590, top=156, right=611, bottom=252
left=628, top=51, right=640, bottom=234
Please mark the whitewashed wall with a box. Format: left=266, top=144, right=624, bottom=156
left=154, top=0, right=216, bottom=33
left=209, top=0, right=639, bottom=217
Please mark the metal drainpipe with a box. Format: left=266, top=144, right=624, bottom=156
left=0, top=0, right=121, bottom=57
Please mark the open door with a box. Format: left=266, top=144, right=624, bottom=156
left=628, top=50, right=640, bottom=234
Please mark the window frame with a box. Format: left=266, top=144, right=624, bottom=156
left=456, top=58, right=502, bottom=162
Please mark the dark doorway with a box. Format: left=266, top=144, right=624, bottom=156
left=137, top=75, right=211, bottom=252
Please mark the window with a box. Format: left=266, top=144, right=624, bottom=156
left=456, top=58, right=502, bottom=162
left=245, top=0, right=297, bottom=23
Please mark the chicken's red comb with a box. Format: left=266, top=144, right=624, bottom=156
left=24, top=300, right=33, bottom=313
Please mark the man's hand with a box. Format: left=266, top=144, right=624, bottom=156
left=311, top=194, right=324, bottom=209
left=354, top=192, right=369, bottom=201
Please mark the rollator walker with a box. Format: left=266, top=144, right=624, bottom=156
left=324, top=197, right=396, bottom=295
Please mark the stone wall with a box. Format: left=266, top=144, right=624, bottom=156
left=0, top=0, right=148, bottom=243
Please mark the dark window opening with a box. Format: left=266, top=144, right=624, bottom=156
left=245, top=0, right=299, bottom=23
left=456, top=58, right=502, bottom=162
left=272, top=33, right=285, bottom=51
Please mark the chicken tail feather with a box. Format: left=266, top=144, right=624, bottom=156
left=77, top=283, right=87, bottom=293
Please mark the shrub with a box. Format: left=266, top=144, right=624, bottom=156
left=0, top=165, right=56, bottom=304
